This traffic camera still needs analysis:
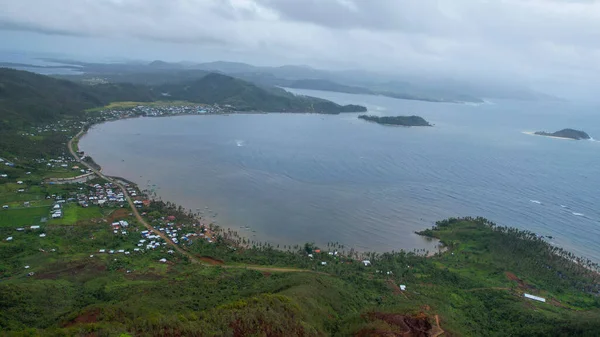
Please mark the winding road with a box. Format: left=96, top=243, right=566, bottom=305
left=68, top=129, right=320, bottom=274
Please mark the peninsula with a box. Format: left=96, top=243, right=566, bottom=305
left=534, top=128, right=591, bottom=140
left=358, top=114, right=432, bottom=126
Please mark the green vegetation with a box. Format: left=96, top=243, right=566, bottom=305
left=0, top=68, right=153, bottom=130
left=1, top=68, right=365, bottom=129
left=358, top=114, right=432, bottom=126
left=1, top=214, right=599, bottom=336
left=0, top=67, right=598, bottom=336
left=85, top=100, right=199, bottom=113
left=0, top=207, right=48, bottom=228
left=157, top=73, right=366, bottom=113
left=534, top=128, right=591, bottom=140
left=47, top=204, right=105, bottom=225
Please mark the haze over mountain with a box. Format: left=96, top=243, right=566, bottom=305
left=1, top=1, right=600, bottom=100
left=34, top=58, right=549, bottom=103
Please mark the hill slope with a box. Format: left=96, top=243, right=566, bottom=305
left=158, top=72, right=366, bottom=113
left=0, top=68, right=155, bottom=130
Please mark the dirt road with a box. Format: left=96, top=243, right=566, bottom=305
left=68, top=130, right=204, bottom=264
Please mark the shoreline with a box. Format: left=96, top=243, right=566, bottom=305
left=73, top=113, right=443, bottom=257
left=71, top=113, right=594, bottom=264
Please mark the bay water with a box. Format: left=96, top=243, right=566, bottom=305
left=80, top=89, right=600, bottom=261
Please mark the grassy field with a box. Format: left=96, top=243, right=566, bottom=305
left=42, top=169, right=83, bottom=179
left=48, top=204, right=105, bottom=225
left=0, top=207, right=49, bottom=228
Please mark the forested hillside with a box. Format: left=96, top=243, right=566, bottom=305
left=157, top=72, right=366, bottom=113
left=0, top=68, right=155, bottom=130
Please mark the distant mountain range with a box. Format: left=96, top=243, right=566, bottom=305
left=33, top=58, right=559, bottom=104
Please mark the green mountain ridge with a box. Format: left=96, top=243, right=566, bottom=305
left=156, top=73, right=366, bottom=113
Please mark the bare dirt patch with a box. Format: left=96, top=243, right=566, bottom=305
left=106, top=208, right=131, bottom=223
left=35, top=261, right=106, bottom=280
left=63, top=309, right=101, bottom=328
left=505, top=271, right=533, bottom=290
left=199, top=256, right=225, bottom=265
left=386, top=279, right=409, bottom=299
left=387, top=280, right=402, bottom=295
left=356, top=312, right=433, bottom=337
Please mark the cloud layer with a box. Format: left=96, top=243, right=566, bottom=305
left=2, top=0, right=600, bottom=92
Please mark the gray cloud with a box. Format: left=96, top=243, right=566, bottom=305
left=1, top=0, right=600, bottom=95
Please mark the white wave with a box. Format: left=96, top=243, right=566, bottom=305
left=560, top=205, right=568, bottom=208
left=235, top=140, right=245, bottom=147
left=572, top=212, right=585, bottom=217
left=530, top=200, right=542, bottom=204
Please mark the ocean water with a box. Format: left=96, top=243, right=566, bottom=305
left=79, top=89, right=600, bottom=261
left=0, top=50, right=82, bottom=75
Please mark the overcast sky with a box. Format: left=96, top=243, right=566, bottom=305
left=1, top=0, right=600, bottom=96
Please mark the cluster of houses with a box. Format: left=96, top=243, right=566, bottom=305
left=124, top=104, right=222, bottom=117
left=75, top=182, right=142, bottom=208
left=43, top=157, right=83, bottom=171
left=154, top=222, right=212, bottom=244
left=97, top=222, right=166, bottom=254
left=26, top=120, right=82, bottom=136
left=140, top=230, right=166, bottom=249
left=111, top=220, right=130, bottom=235
left=151, top=219, right=214, bottom=246
left=51, top=203, right=63, bottom=219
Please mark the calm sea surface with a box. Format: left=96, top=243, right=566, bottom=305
left=80, top=89, right=600, bottom=261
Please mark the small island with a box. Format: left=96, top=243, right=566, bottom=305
left=534, top=128, right=591, bottom=140
left=358, top=115, right=431, bottom=127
